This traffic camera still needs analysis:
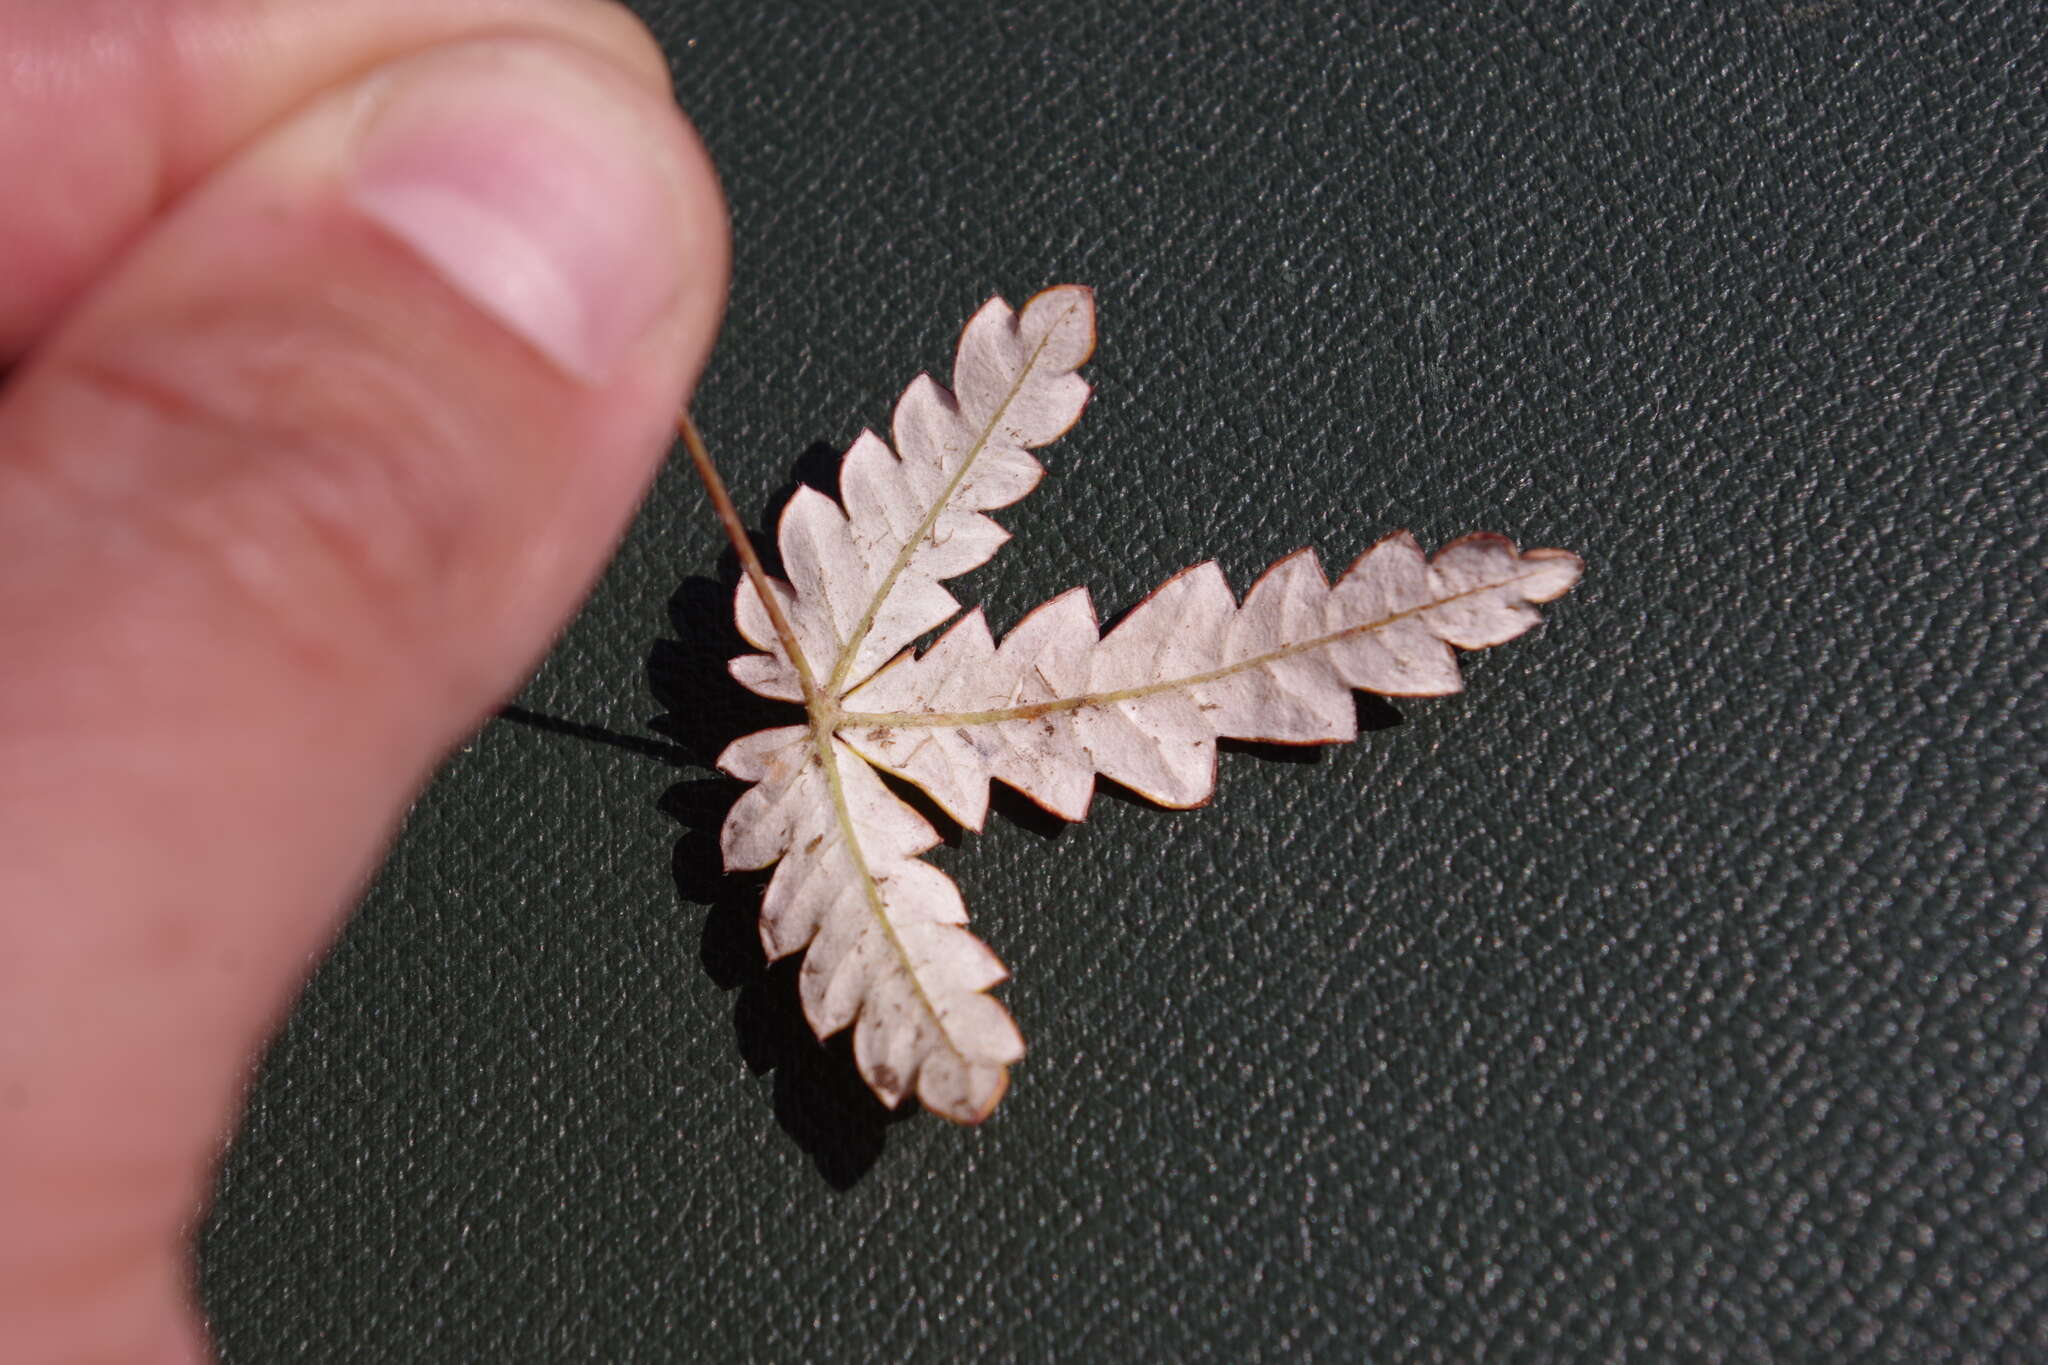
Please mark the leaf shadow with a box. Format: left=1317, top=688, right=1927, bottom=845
left=663, top=776, right=917, bottom=1191
left=1213, top=693, right=1406, bottom=767
left=649, top=450, right=920, bottom=1189
left=643, top=442, right=1407, bottom=1184
left=1088, top=696, right=1405, bottom=812
left=989, top=785, right=1071, bottom=841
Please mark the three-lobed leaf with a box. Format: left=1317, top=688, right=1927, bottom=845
left=706, top=287, right=1582, bottom=1124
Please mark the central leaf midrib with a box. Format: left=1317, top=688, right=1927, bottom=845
left=835, top=567, right=1548, bottom=730
left=801, top=309, right=1077, bottom=1084
left=822, top=312, right=1069, bottom=696
left=810, top=724, right=974, bottom=1073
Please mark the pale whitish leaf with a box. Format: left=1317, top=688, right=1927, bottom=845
left=730, top=286, right=1095, bottom=703
left=708, top=287, right=1582, bottom=1124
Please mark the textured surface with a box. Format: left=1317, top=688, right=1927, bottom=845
left=199, top=2, right=2046, bottom=1360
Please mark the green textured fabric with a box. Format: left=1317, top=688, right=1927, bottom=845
left=200, top=2, right=2046, bottom=1360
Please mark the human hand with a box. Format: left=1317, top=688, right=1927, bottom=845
left=0, top=2, right=727, bottom=1359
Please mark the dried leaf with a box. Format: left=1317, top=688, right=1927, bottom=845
left=697, top=287, right=1582, bottom=1124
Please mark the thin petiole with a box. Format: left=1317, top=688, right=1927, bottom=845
left=676, top=412, right=826, bottom=708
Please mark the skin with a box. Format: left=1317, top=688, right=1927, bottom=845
left=0, top=1, right=731, bottom=1359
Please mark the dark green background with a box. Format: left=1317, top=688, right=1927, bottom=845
left=201, top=2, right=2046, bottom=1360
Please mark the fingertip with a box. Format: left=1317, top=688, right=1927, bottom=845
left=348, top=36, right=728, bottom=388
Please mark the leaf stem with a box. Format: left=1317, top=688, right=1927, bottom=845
left=677, top=411, right=827, bottom=708
left=685, top=411, right=960, bottom=1096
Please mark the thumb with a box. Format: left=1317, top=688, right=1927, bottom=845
left=0, top=35, right=725, bottom=1365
